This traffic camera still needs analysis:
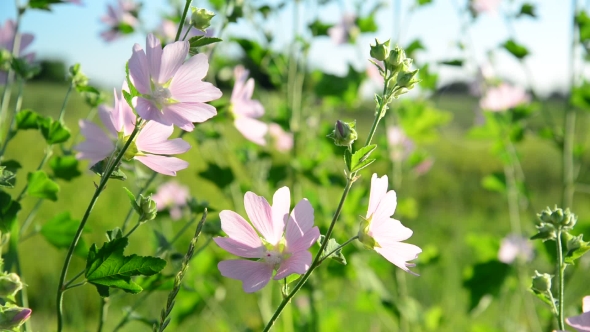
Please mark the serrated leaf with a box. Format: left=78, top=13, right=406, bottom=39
left=49, top=155, right=81, bottom=181
left=0, top=191, right=21, bottom=233
left=503, top=39, right=529, bottom=59
left=40, top=212, right=88, bottom=257
left=123, top=187, right=141, bottom=214
left=16, top=109, right=41, bottom=130
left=350, top=145, right=377, bottom=173
left=85, top=237, right=166, bottom=297
left=0, top=167, right=16, bottom=188
left=40, top=117, right=71, bottom=144
left=26, top=170, right=59, bottom=201
left=106, top=228, right=123, bottom=241
left=188, top=36, right=223, bottom=55
left=317, top=235, right=347, bottom=265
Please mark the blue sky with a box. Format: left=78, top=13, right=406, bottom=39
left=0, top=0, right=577, bottom=96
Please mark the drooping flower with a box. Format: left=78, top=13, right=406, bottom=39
left=566, top=296, right=590, bottom=332
left=75, top=86, right=191, bottom=176
left=0, top=20, right=35, bottom=84
left=152, top=181, right=190, bottom=220
left=229, top=65, right=268, bottom=146
left=156, top=19, right=213, bottom=44
left=214, top=187, right=320, bottom=293
left=128, top=34, right=222, bottom=131
left=100, top=0, right=139, bottom=42
left=328, top=14, right=358, bottom=45
left=497, top=234, right=534, bottom=264
left=479, top=83, right=530, bottom=112
left=268, top=123, right=293, bottom=152
left=358, top=174, right=422, bottom=274
left=471, top=0, right=502, bottom=15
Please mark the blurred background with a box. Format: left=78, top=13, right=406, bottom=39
left=1, top=0, right=589, bottom=331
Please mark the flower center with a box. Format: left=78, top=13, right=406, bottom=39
left=263, top=249, right=284, bottom=266
left=151, top=84, right=172, bottom=109
left=117, top=132, right=140, bottom=160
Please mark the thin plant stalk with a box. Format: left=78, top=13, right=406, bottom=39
left=97, top=297, right=109, bottom=332
left=175, top=0, right=192, bottom=42
left=0, top=7, right=23, bottom=140
left=555, top=230, right=566, bottom=330
left=56, top=123, right=142, bottom=332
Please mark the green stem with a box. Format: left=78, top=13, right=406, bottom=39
left=175, top=0, right=193, bottom=42
left=97, top=297, right=109, bottom=332
left=56, top=123, right=141, bottom=332
left=121, top=171, right=158, bottom=232
left=64, top=269, right=85, bottom=288
left=563, top=0, right=578, bottom=209
left=0, top=79, right=24, bottom=160
left=124, top=222, right=141, bottom=238
left=19, top=198, right=43, bottom=237
left=0, top=7, right=23, bottom=141
left=555, top=230, right=566, bottom=330
left=58, top=83, right=74, bottom=123
left=63, top=280, right=87, bottom=291
left=318, top=235, right=358, bottom=264
left=155, top=214, right=199, bottom=256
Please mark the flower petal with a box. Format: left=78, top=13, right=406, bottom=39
left=218, top=260, right=273, bottom=293
left=135, top=98, right=171, bottom=125
left=158, top=40, right=189, bottom=83
left=128, top=43, right=150, bottom=94
left=136, top=121, right=190, bottom=154
left=374, top=242, right=422, bottom=275
left=232, top=98, right=264, bottom=118
left=285, top=198, right=314, bottom=245
left=214, top=237, right=264, bottom=259
left=244, top=191, right=279, bottom=245
left=218, top=210, right=263, bottom=248
left=370, top=191, right=397, bottom=225
left=98, top=103, right=117, bottom=137
left=566, top=311, right=590, bottom=332
left=271, top=187, right=290, bottom=241
left=287, top=226, right=320, bottom=254
left=274, top=250, right=312, bottom=280
left=234, top=117, right=268, bottom=146
left=169, top=54, right=222, bottom=102
left=370, top=218, right=413, bottom=243
left=134, top=155, right=188, bottom=176
left=75, top=120, right=114, bottom=165
left=163, top=102, right=218, bottom=131
left=367, top=173, right=389, bottom=218
left=146, top=34, right=162, bottom=82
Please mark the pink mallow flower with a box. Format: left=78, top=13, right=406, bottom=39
left=498, top=234, right=534, bottom=264
left=328, top=14, right=358, bottom=45
left=566, top=296, right=590, bottom=332
left=100, top=0, right=139, bottom=42
left=75, top=87, right=190, bottom=176
left=358, top=174, right=422, bottom=274
left=0, top=20, right=35, bottom=84
left=129, top=34, right=222, bottom=131
left=152, top=181, right=190, bottom=220
left=214, top=187, right=320, bottom=293
left=479, top=83, right=530, bottom=112
left=471, top=0, right=502, bottom=15
left=230, top=65, right=268, bottom=146
left=268, top=123, right=293, bottom=152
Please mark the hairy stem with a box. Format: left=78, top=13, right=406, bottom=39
left=175, top=0, right=193, bottom=42
left=555, top=230, right=566, bottom=330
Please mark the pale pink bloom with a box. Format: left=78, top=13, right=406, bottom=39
left=129, top=34, right=222, bottom=131
left=566, top=296, right=590, bottom=332
left=479, top=83, right=530, bottom=112
left=386, top=126, right=414, bottom=162
left=0, top=20, right=35, bottom=84
left=75, top=87, right=190, bottom=176
left=328, top=13, right=357, bottom=45
left=157, top=19, right=213, bottom=44
left=214, top=187, right=320, bottom=293
left=100, top=0, right=139, bottom=42
left=498, top=234, right=534, bottom=264
left=230, top=65, right=267, bottom=146
left=152, top=181, right=190, bottom=220
left=471, top=0, right=502, bottom=15
left=360, top=174, right=422, bottom=274
left=268, top=123, right=293, bottom=152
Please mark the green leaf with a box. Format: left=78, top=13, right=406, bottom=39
left=463, top=260, right=511, bottom=311
left=40, top=212, right=88, bottom=257
left=317, top=235, right=347, bottom=265
left=357, top=15, right=378, bottom=33
left=49, top=155, right=81, bottom=181
left=123, top=187, right=141, bottom=214
left=439, top=59, right=463, bottom=66
left=26, top=170, right=59, bottom=201
left=405, top=39, right=426, bottom=58
left=517, top=3, right=536, bottom=18
left=85, top=237, right=166, bottom=297
left=0, top=191, right=21, bottom=233
left=350, top=144, right=377, bottom=173
left=188, top=36, right=223, bottom=55
left=40, top=117, right=71, bottom=144
left=28, top=0, right=65, bottom=10
left=198, top=163, right=234, bottom=189
left=564, top=233, right=590, bottom=265
left=416, top=0, right=432, bottom=5
left=308, top=20, right=332, bottom=36
left=125, top=62, right=140, bottom=98
left=481, top=172, right=506, bottom=193
left=502, top=39, right=529, bottom=59
left=418, top=63, right=438, bottom=91
left=15, top=109, right=41, bottom=130
left=106, top=228, right=123, bottom=241
left=0, top=167, right=16, bottom=188
left=90, top=160, right=127, bottom=181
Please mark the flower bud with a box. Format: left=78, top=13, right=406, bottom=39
left=138, top=194, right=157, bottom=222
left=327, top=120, right=358, bottom=147
left=0, top=305, right=31, bottom=330
left=0, top=273, right=23, bottom=298
left=357, top=218, right=377, bottom=249
left=531, top=270, right=552, bottom=293
left=396, top=69, right=419, bottom=89
left=530, top=223, right=556, bottom=241
left=538, top=206, right=577, bottom=230
left=191, top=8, right=215, bottom=31
left=385, top=46, right=406, bottom=73
left=370, top=39, right=389, bottom=61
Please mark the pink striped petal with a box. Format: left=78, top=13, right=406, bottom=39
left=367, top=173, right=389, bottom=218
left=271, top=187, right=290, bottom=241
left=371, top=218, right=413, bottom=243
left=244, top=192, right=279, bottom=245
left=136, top=121, right=190, bottom=154
left=168, top=54, right=220, bottom=102
left=218, top=210, right=263, bottom=248
left=158, top=40, right=189, bottom=83
left=163, top=102, right=217, bottom=130
left=146, top=34, right=162, bottom=82
left=567, top=311, right=590, bottom=331
left=75, top=120, right=114, bottom=165
left=371, top=191, right=397, bottom=225
left=286, top=226, right=319, bottom=254
left=134, top=155, right=188, bottom=176
left=135, top=98, right=170, bottom=125
left=285, top=199, right=314, bottom=246
left=128, top=44, right=150, bottom=94
left=234, top=117, right=268, bottom=146
left=274, top=250, right=312, bottom=280
left=374, top=242, right=422, bottom=275
left=218, top=260, right=273, bottom=293
left=214, top=237, right=264, bottom=259
left=232, top=98, right=264, bottom=118
left=98, top=103, right=117, bottom=137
